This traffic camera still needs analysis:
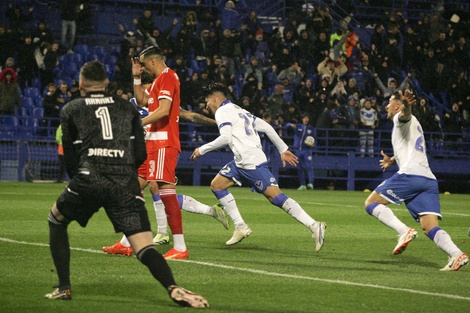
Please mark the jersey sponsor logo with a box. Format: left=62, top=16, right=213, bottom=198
left=386, top=189, right=404, bottom=202
left=87, top=148, right=125, bottom=158
left=148, top=97, right=155, bottom=104
left=85, top=97, right=114, bottom=105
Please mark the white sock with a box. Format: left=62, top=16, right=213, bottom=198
left=371, top=204, right=409, bottom=235
left=181, top=195, right=212, bottom=215
left=281, top=198, right=316, bottom=227
left=433, top=229, right=463, bottom=257
left=153, top=194, right=168, bottom=235
left=120, top=235, right=130, bottom=247
left=173, top=234, right=186, bottom=252
left=218, top=192, right=245, bottom=227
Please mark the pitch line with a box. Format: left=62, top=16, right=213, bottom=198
left=1, top=237, right=469, bottom=302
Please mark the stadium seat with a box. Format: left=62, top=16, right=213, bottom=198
left=74, top=44, right=89, bottom=55
left=24, top=87, right=41, bottom=100
left=21, top=97, right=35, bottom=109
left=32, top=108, right=44, bottom=119
left=61, top=62, right=79, bottom=76
left=71, top=53, right=84, bottom=66
left=103, top=54, right=117, bottom=66
left=86, top=54, right=99, bottom=62
left=91, top=45, right=107, bottom=57
left=0, top=116, right=19, bottom=133
left=21, top=117, right=40, bottom=135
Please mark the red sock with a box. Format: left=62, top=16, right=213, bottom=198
left=160, top=188, right=183, bottom=234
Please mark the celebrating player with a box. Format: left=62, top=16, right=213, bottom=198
left=364, top=90, right=468, bottom=271
left=191, top=83, right=326, bottom=251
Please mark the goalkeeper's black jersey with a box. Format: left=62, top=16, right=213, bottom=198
left=60, top=92, right=146, bottom=176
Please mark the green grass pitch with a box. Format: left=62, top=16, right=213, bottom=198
left=0, top=182, right=469, bottom=312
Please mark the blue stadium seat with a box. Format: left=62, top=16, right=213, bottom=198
left=103, top=54, right=117, bottom=66
left=0, top=116, right=19, bottom=134
left=21, top=117, right=39, bottom=135
left=61, top=62, right=78, bottom=76
left=21, top=97, right=35, bottom=109
left=24, top=87, right=41, bottom=100
left=86, top=54, right=99, bottom=62
left=32, top=108, right=44, bottom=119
left=71, top=53, right=84, bottom=66
left=74, top=44, right=89, bottom=55
left=90, top=45, right=107, bottom=57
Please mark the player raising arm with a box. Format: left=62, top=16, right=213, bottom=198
left=364, top=90, right=468, bottom=271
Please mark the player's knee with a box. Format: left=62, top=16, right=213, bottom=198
left=365, top=202, right=379, bottom=215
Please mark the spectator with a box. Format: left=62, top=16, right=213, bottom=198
left=0, top=68, right=21, bottom=115
left=266, top=84, right=285, bottom=119
left=146, top=19, right=178, bottom=53
left=32, top=21, right=55, bottom=52
left=330, top=79, right=347, bottom=101
left=283, top=102, right=301, bottom=124
left=346, top=95, right=360, bottom=130
left=373, top=73, right=410, bottom=99
left=414, top=97, right=440, bottom=135
left=295, top=77, right=316, bottom=112
left=218, top=29, right=238, bottom=76
left=297, top=30, right=316, bottom=74
left=172, top=55, right=190, bottom=86
left=17, top=33, right=39, bottom=89
left=41, top=41, right=60, bottom=89
left=181, top=72, right=202, bottom=109
left=448, top=70, right=468, bottom=104
left=240, top=73, right=263, bottom=110
left=57, top=82, right=72, bottom=105
left=42, top=83, right=62, bottom=133
left=328, top=97, right=350, bottom=145
left=243, top=56, right=263, bottom=84
left=70, top=80, right=80, bottom=100
left=244, top=10, right=263, bottom=36
left=443, top=102, right=465, bottom=150
left=135, top=8, right=154, bottom=39
left=359, top=98, right=378, bottom=157
left=313, top=32, right=330, bottom=67
left=6, top=3, right=33, bottom=37
left=194, top=29, right=217, bottom=60
left=217, top=0, right=247, bottom=31
left=420, top=48, right=439, bottom=94
left=0, top=26, right=16, bottom=68
left=345, top=78, right=360, bottom=97
left=60, top=0, right=82, bottom=52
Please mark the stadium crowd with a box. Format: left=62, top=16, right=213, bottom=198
left=0, top=0, right=469, bottom=152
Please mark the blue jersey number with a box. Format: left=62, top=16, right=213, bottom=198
left=415, top=125, right=424, bottom=152
left=238, top=112, right=256, bottom=136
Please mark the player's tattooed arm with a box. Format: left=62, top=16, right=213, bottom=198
left=180, top=110, right=217, bottom=126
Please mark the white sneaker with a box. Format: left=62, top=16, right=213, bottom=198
left=440, top=253, right=469, bottom=271
left=310, top=222, right=326, bottom=252
left=393, top=228, right=418, bottom=255
left=211, top=204, right=229, bottom=230
left=226, top=225, right=252, bottom=245
left=153, top=233, right=170, bottom=245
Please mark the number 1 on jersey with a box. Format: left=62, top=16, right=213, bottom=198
left=96, top=107, right=113, bottom=140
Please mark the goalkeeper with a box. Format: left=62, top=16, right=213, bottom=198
left=286, top=113, right=316, bottom=190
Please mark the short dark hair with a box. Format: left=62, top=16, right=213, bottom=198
left=202, top=83, right=227, bottom=97
left=80, top=61, right=107, bottom=82
left=139, top=46, right=164, bottom=58
left=141, top=71, right=154, bottom=85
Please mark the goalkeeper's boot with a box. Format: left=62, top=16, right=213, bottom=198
left=45, top=287, right=72, bottom=300
left=168, top=285, right=209, bottom=308
left=102, top=241, right=133, bottom=257
left=153, top=233, right=170, bottom=245
left=310, top=221, right=327, bottom=252
left=440, top=253, right=469, bottom=271
left=393, top=228, right=417, bottom=255
left=226, top=225, right=252, bottom=245
left=211, top=204, right=229, bottom=230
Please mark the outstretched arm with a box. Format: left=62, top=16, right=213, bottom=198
left=180, top=109, right=217, bottom=126
left=398, top=89, right=415, bottom=123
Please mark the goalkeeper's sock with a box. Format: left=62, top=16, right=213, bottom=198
left=137, top=245, right=176, bottom=289
left=48, top=211, right=71, bottom=291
